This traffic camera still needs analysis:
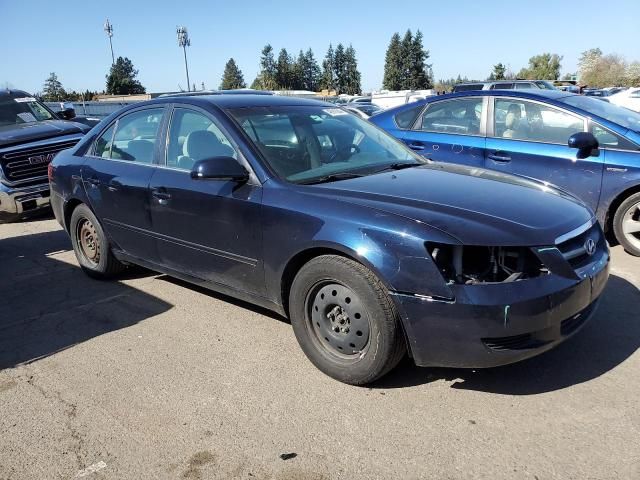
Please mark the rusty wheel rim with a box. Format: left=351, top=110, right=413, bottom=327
left=76, top=218, right=101, bottom=265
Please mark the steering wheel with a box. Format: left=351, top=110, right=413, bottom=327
left=327, top=144, right=361, bottom=163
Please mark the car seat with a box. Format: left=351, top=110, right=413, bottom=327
left=126, top=139, right=154, bottom=163
left=503, top=105, right=522, bottom=138
left=177, top=130, right=235, bottom=170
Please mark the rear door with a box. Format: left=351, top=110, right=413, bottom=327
left=82, top=106, right=165, bottom=260
left=148, top=105, right=265, bottom=294
left=485, top=97, right=603, bottom=211
left=400, top=96, right=487, bottom=167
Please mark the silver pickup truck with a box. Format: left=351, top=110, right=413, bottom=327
left=0, top=89, right=89, bottom=223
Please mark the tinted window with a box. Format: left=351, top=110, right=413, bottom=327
left=494, top=99, right=584, bottom=143
left=514, top=83, right=536, bottom=90
left=490, top=83, right=514, bottom=90
left=103, top=109, right=164, bottom=163
left=419, top=98, right=483, bottom=135
left=166, top=109, right=237, bottom=170
left=452, top=84, right=484, bottom=92
left=394, top=104, right=423, bottom=129
left=94, top=124, right=115, bottom=158
left=229, top=106, right=422, bottom=183
left=592, top=124, right=639, bottom=151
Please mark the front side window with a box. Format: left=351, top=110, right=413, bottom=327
left=166, top=109, right=237, bottom=170
left=494, top=99, right=584, bottom=143
left=94, top=124, right=115, bottom=158
left=394, top=104, right=423, bottom=129
left=419, top=98, right=483, bottom=135
left=0, top=96, right=55, bottom=127
left=228, top=106, right=423, bottom=183
left=100, top=108, right=164, bottom=163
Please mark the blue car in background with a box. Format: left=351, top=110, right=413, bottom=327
left=371, top=90, right=640, bottom=256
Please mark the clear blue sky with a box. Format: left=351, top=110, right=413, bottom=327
left=2, top=0, right=638, bottom=94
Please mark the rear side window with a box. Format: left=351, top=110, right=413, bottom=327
left=515, top=83, right=536, bottom=90
left=452, top=84, right=484, bottom=92
left=490, top=83, right=515, bottom=90
left=100, top=109, right=164, bottom=163
left=419, top=98, right=484, bottom=135
left=394, top=104, right=423, bottom=129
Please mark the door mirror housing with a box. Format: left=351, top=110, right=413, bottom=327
left=568, top=132, right=599, bottom=159
left=190, top=156, right=249, bottom=182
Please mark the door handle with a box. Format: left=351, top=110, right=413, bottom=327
left=407, top=142, right=425, bottom=151
left=487, top=152, right=511, bottom=163
left=151, top=188, right=172, bottom=202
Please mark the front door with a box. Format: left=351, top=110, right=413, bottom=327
left=149, top=106, right=264, bottom=295
left=400, top=96, right=487, bottom=167
left=486, top=97, right=604, bottom=211
left=82, top=107, right=165, bottom=260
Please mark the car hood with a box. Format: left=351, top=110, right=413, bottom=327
left=308, top=163, right=592, bottom=246
left=0, top=120, right=89, bottom=148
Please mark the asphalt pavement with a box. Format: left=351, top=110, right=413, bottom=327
left=1, top=216, right=639, bottom=479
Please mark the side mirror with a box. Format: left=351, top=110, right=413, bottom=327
left=190, top=156, right=249, bottom=182
left=568, top=132, right=599, bottom=159
left=58, top=107, right=76, bottom=120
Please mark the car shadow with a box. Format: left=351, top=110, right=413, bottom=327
left=0, top=227, right=172, bottom=370
left=373, top=274, right=639, bottom=394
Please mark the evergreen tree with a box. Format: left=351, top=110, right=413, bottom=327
left=407, top=30, right=432, bottom=89
left=400, top=30, right=414, bottom=88
left=383, top=33, right=404, bottom=90
left=303, top=48, right=321, bottom=91
left=250, top=76, right=262, bottom=89
left=258, top=44, right=278, bottom=90
left=219, top=58, right=246, bottom=90
left=42, top=72, right=66, bottom=101
left=334, top=43, right=347, bottom=93
left=342, top=45, right=361, bottom=95
left=276, top=48, right=292, bottom=89
left=320, top=44, right=336, bottom=91
left=292, top=50, right=306, bottom=90
left=492, top=63, right=506, bottom=80
left=105, top=57, right=146, bottom=95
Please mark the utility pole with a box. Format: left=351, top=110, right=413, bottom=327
left=177, top=26, right=191, bottom=92
left=104, top=19, right=115, bottom=65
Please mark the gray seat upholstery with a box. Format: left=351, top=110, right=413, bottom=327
left=177, top=130, right=235, bottom=170
left=126, top=139, right=154, bottom=163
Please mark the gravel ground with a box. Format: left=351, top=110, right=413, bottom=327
left=1, top=216, right=639, bottom=480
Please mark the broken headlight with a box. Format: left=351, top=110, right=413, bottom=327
left=426, top=243, right=549, bottom=285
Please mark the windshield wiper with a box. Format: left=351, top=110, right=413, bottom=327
left=296, top=172, right=365, bottom=185
left=370, top=161, right=425, bottom=175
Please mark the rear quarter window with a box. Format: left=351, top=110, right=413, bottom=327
left=394, top=104, right=423, bottom=129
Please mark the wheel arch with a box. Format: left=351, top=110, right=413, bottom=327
left=605, top=183, right=640, bottom=237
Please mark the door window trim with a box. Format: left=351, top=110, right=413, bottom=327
left=161, top=103, right=261, bottom=185
left=410, top=96, right=488, bottom=138
left=87, top=105, right=167, bottom=165
left=487, top=96, right=587, bottom=145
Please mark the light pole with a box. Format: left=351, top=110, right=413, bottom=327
left=104, top=19, right=115, bottom=65
left=177, top=26, right=191, bottom=92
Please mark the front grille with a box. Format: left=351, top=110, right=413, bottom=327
left=482, top=333, right=548, bottom=351
left=556, top=223, right=601, bottom=269
left=1, top=139, right=79, bottom=185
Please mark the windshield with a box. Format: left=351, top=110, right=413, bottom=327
left=560, top=95, right=640, bottom=132
left=0, top=96, right=55, bottom=127
left=229, top=105, right=425, bottom=184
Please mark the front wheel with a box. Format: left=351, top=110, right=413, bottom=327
left=613, top=192, right=640, bottom=256
left=289, top=255, right=405, bottom=385
left=69, top=203, right=125, bottom=278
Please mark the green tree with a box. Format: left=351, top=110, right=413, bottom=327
left=219, top=58, right=246, bottom=90
left=383, top=33, right=403, bottom=90
left=42, top=72, right=66, bottom=101
left=517, top=53, right=562, bottom=80
left=105, top=57, right=146, bottom=95
left=292, top=50, right=306, bottom=90
left=276, top=48, right=292, bottom=89
left=301, top=48, right=321, bottom=91
left=333, top=43, right=347, bottom=93
left=400, top=30, right=414, bottom=87
left=492, top=63, right=506, bottom=80
left=320, top=44, right=336, bottom=91
left=406, top=30, right=432, bottom=89
left=257, top=44, right=278, bottom=90
left=342, top=45, right=361, bottom=95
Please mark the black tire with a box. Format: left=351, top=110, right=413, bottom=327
left=289, top=255, right=405, bottom=385
left=69, top=203, right=125, bottom=278
left=613, top=192, right=640, bottom=257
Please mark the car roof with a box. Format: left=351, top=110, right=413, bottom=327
left=434, top=89, right=575, bottom=101
left=171, top=94, right=334, bottom=109
left=0, top=89, right=33, bottom=99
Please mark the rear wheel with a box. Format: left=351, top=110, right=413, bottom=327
left=613, top=192, right=640, bottom=256
left=289, top=255, right=405, bottom=385
left=69, top=204, right=125, bottom=278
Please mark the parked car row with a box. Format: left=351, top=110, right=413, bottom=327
left=49, top=93, right=610, bottom=385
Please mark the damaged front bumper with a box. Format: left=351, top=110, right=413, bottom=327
left=391, top=246, right=609, bottom=368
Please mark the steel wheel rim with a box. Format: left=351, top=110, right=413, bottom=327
left=305, top=281, right=371, bottom=358
left=76, top=217, right=101, bottom=265
left=622, top=201, right=640, bottom=251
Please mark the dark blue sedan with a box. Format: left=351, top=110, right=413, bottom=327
left=371, top=90, right=640, bottom=256
left=49, top=95, right=609, bottom=384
